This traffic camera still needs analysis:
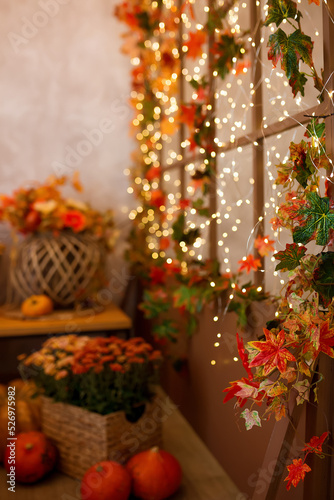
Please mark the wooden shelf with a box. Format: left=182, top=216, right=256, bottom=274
left=0, top=389, right=240, bottom=499
left=0, top=303, right=131, bottom=337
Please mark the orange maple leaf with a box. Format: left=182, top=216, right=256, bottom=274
left=72, top=171, right=83, bottom=192
left=184, top=31, right=207, bottom=59
left=178, top=104, right=197, bottom=129
left=308, top=0, right=320, bottom=4
left=160, top=117, right=179, bottom=136
left=238, top=254, right=261, bottom=274
left=284, top=459, right=311, bottom=490
left=249, top=329, right=296, bottom=376
left=303, top=319, right=334, bottom=358
left=145, top=166, right=161, bottom=182
left=234, top=60, right=251, bottom=75
left=254, top=235, right=275, bottom=257
left=150, top=189, right=165, bottom=208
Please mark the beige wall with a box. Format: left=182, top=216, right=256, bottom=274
left=0, top=0, right=135, bottom=304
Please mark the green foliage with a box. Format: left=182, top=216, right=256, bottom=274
left=171, top=213, right=201, bottom=246
left=289, top=70, right=308, bottom=98
left=152, top=320, right=178, bottom=341
left=305, top=119, right=325, bottom=140
left=173, top=285, right=204, bottom=315
left=275, top=243, right=307, bottom=271
left=192, top=198, right=210, bottom=217
left=212, top=33, right=244, bottom=80
left=139, top=290, right=170, bottom=318
left=313, top=252, right=334, bottom=307
left=293, top=192, right=334, bottom=246
left=266, top=6, right=322, bottom=100
left=228, top=282, right=271, bottom=328
left=268, top=29, right=311, bottom=78
left=264, top=0, right=300, bottom=27
left=289, top=141, right=313, bottom=187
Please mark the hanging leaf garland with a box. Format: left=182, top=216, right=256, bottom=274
left=265, top=0, right=323, bottom=99
left=115, top=0, right=272, bottom=341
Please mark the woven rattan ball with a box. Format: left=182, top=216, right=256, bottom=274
left=10, top=232, right=104, bottom=306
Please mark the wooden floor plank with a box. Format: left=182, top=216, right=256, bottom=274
left=0, top=391, right=240, bottom=499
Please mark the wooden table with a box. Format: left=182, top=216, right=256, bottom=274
left=0, top=392, right=240, bottom=500
left=0, top=303, right=131, bottom=337
left=0, top=303, right=132, bottom=382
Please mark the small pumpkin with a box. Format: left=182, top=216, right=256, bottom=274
left=80, top=460, right=132, bottom=500
left=0, top=380, right=42, bottom=463
left=126, top=447, right=182, bottom=500
left=5, top=431, right=57, bottom=483
left=21, top=294, right=54, bottom=318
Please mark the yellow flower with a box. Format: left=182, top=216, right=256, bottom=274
left=65, top=198, right=88, bottom=212
left=33, top=199, right=58, bottom=213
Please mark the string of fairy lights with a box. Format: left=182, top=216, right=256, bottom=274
left=120, top=0, right=326, bottom=365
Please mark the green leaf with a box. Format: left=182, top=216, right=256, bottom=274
left=275, top=243, right=307, bottom=271
left=268, top=29, right=313, bottom=80
left=153, top=320, right=178, bottom=341
left=227, top=301, right=248, bottom=327
left=313, top=252, right=334, bottom=306
left=212, top=33, right=244, bottom=81
left=192, top=198, right=210, bottom=217
left=186, top=315, right=198, bottom=336
left=293, top=192, right=334, bottom=246
left=289, top=70, right=307, bottom=98
left=173, top=285, right=203, bottom=314
left=264, top=0, right=300, bottom=27
left=172, top=214, right=185, bottom=242
left=305, top=119, right=325, bottom=139
left=139, top=290, right=170, bottom=318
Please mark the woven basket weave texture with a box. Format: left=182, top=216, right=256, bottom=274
left=41, top=396, right=163, bottom=479
left=10, top=233, right=104, bottom=306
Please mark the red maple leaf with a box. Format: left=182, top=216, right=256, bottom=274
left=236, top=333, right=253, bottom=380
left=238, top=254, right=261, bottom=274
left=178, top=104, right=197, bottom=129
left=284, top=459, right=311, bottom=490
left=249, top=329, right=296, bottom=376
left=150, top=189, right=165, bottom=208
left=145, top=166, right=161, bottom=182
left=303, top=319, right=334, bottom=358
left=254, top=235, right=275, bottom=257
left=184, top=31, right=207, bottom=59
left=163, top=259, right=181, bottom=275
left=159, top=237, right=170, bottom=250
left=179, top=198, right=191, bottom=210
left=303, top=431, right=329, bottom=456
left=149, top=266, right=165, bottom=285
left=317, top=320, right=334, bottom=357
left=223, top=377, right=261, bottom=407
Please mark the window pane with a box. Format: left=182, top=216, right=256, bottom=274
left=217, top=144, right=254, bottom=273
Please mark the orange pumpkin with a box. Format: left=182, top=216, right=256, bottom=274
left=0, top=380, right=42, bottom=463
left=126, top=447, right=182, bottom=500
left=80, top=461, right=132, bottom=500
left=5, top=431, right=57, bottom=483
left=21, top=294, right=54, bottom=318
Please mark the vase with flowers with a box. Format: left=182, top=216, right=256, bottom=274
left=0, top=173, right=118, bottom=307
left=19, top=334, right=163, bottom=479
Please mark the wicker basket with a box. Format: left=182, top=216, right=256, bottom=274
left=9, top=232, right=104, bottom=306
left=41, top=396, right=163, bottom=479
